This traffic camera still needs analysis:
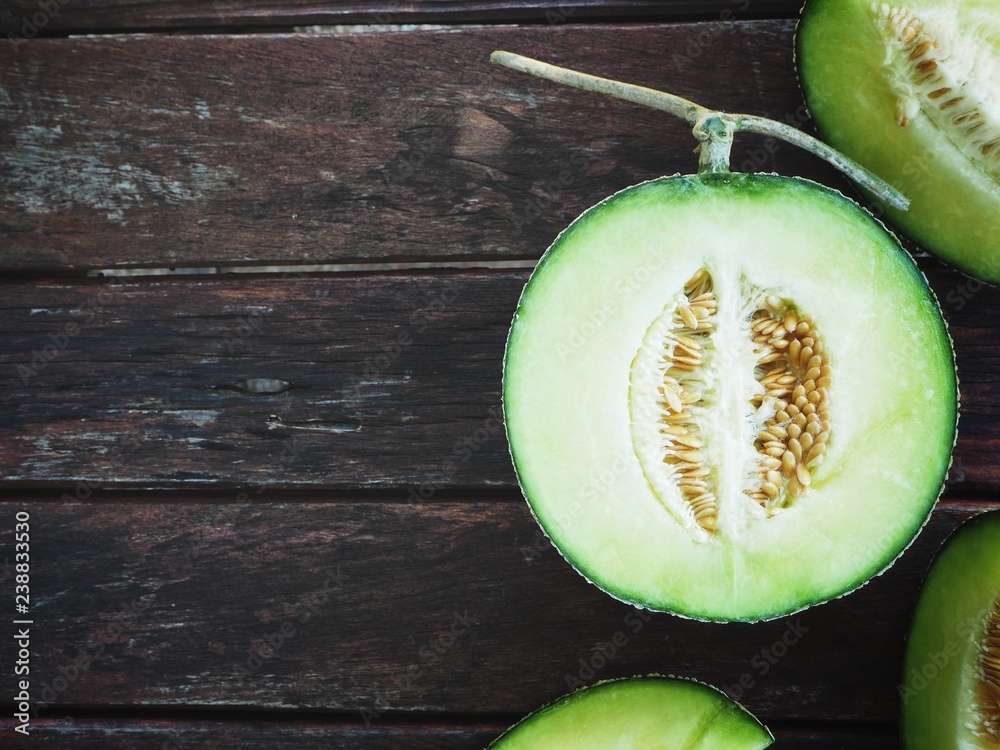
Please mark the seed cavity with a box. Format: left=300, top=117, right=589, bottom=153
left=655, top=269, right=719, bottom=532
left=629, top=268, right=831, bottom=538
left=975, top=599, right=1000, bottom=740
left=873, top=2, right=1000, bottom=181
left=744, top=296, right=831, bottom=513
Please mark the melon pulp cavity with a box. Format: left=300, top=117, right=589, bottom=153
left=503, top=171, right=957, bottom=622
left=488, top=676, right=773, bottom=750
left=902, top=511, right=1000, bottom=750
left=797, top=0, right=1000, bottom=283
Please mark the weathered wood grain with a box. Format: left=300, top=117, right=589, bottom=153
left=0, top=272, right=512, bottom=489
left=0, top=21, right=848, bottom=270
left=0, top=0, right=801, bottom=33
left=0, top=718, right=896, bottom=748
left=1, top=265, right=996, bottom=489
left=0, top=499, right=986, bottom=720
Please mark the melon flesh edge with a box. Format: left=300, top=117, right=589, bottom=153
left=504, top=173, right=956, bottom=621
left=490, top=677, right=773, bottom=750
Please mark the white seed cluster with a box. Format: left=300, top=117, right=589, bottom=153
left=659, top=269, right=719, bottom=532
left=875, top=2, right=1000, bottom=165
left=746, top=296, right=831, bottom=511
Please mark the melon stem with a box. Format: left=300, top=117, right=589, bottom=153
left=695, top=116, right=734, bottom=174
left=490, top=50, right=909, bottom=210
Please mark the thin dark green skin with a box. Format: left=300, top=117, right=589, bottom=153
left=502, top=171, right=958, bottom=623
left=794, top=0, right=1000, bottom=287
left=486, top=675, right=773, bottom=749
left=899, top=509, right=1000, bottom=749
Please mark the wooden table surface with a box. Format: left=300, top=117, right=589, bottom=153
left=1, top=1, right=998, bottom=747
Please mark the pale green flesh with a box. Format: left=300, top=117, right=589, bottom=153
left=903, top=512, right=1000, bottom=750
left=798, top=0, right=1000, bottom=283
left=504, top=173, right=956, bottom=622
left=489, top=677, right=773, bottom=750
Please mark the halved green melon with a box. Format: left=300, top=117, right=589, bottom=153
left=489, top=676, right=773, bottom=749
left=504, top=172, right=957, bottom=622
left=902, top=511, right=1000, bottom=750
left=797, top=0, right=1000, bottom=282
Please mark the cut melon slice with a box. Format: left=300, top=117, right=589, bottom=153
left=902, top=511, right=1000, bottom=750
left=503, top=171, right=957, bottom=622
left=797, top=0, right=1000, bottom=282
left=488, top=676, right=773, bottom=750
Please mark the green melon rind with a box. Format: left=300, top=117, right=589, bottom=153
left=901, top=510, right=1000, bottom=750
left=487, top=675, right=774, bottom=750
left=503, top=171, right=958, bottom=623
left=795, top=0, right=1000, bottom=284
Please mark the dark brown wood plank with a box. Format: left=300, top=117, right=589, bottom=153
left=0, top=499, right=985, bottom=721
left=0, top=0, right=801, bottom=34
left=0, top=272, right=513, bottom=489
left=0, top=21, right=848, bottom=270
left=0, top=718, right=895, bottom=748
left=1, top=264, right=996, bottom=489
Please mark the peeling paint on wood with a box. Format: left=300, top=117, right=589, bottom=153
left=1, top=123, right=231, bottom=222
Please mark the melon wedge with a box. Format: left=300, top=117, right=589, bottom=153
left=797, top=0, right=1000, bottom=282
left=489, top=676, right=773, bottom=750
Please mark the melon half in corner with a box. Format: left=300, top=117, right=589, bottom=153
left=503, top=172, right=957, bottom=622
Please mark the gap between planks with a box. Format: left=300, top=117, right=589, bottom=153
left=89, top=259, right=540, bottom=278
